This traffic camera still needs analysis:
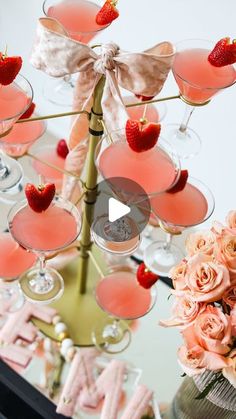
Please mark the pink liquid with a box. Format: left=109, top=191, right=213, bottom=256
left=96, top=272, right=152, bottom=319
left=1, top=118, right=46, bottom=157
left=11, top=204, right=78, bottom=251
left=33, top=147, right=65, bottom=191
left=47, top=0, right=107, bottom=44
left=124, top=96, right=160, bottom=122
left=151, top=183, right=208, bottom=226
left=99, top=141, right=178, bottom=195
left=0, top=83, right=29, bottom=134
left=0, top=232, right=36, bottom=279
left=173, top=48, right=236, bottom=104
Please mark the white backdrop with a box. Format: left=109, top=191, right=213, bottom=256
left=1, top=0, right=236, bottom=405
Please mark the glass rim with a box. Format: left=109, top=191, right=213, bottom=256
left=94, top=131, right=181, bottom=198
left=173, top=38, right=236, bottom=91
left=123, top=95, right=168, bottom=123
left=0, top=116, right=47, bottom=146
left=43, top=0, right=111, bottom=36
left=0, top=74, right=34, bottom=123
left=151, top=176, right=215, bottom=228
left=7, top=195, right=81, bottom=253
left=94, top=267, right=157, bottom=320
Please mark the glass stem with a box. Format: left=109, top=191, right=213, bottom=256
left=39, top=254, right=46, bottom=277
left=179, top=104, right=195, bottom=133
left=164, top=233, right=173, bottom=251
left=0, top=156, right=9, bottom=180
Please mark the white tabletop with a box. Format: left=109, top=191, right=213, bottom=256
left=1, top=0, right=236, bottom=406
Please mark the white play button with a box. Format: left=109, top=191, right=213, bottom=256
left=108, top=197, right=131, bottom=223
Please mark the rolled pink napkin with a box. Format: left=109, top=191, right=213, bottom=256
left=79, top=359, right=126, bottom=419
left=120, top=384, right=153, bottom=419
left=0, top=343, right=32, bottom=367
left=56, top=348, right=99, bottom=417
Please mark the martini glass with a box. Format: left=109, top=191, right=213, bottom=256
left=42, top=0, right=110, bottom=106
left=124, top=95, right=167, bottom=123
left=0, top=74, right=33, bottom=192
left=92, top=266, right=157, bottom=354
left=164, top=39, right=236, bottom=159
left=8, top=196, right=81, bottom=304
left=144, top=177, right=215, bottom=276
left=0, top=231, right=37, bottom=312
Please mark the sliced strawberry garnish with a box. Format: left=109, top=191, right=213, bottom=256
left=168, top=170, right=188, bottom=194
left=25, top=183, right=56, bottom=213
left=125, top=119, right=161, bottom=152
left=19, top=102, right=36, bottom=120
left=96, top=0, right=119, bottom=25
left=0, top=54, right=22, bottom=85
left=137, top=263, right=159, bottom=289
left=135, top=94, right=155, bottom=102
left=56, top=139, right=69, bottom=159
left=208, top=37, right=236, bottom=67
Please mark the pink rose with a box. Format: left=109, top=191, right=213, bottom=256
left=169, top=259, right=188, bottom=291
left=215, top=232, right=236, bottom=274
left=231, top=306, right=236, bottom=337
left=223, top=349, right=236, bottom=389
left=182, top=306, right=232, bottom=355
left=178, top=344, right=230, bottom=376
left=186, top=231, right=215, bottom=257
left=222, top=285, right=236, bottom=309
left=226, top=210, right=236, bottom=234
left=185, top=254, right=230, bottom=302
left=159, top=294, right=206, bottom=329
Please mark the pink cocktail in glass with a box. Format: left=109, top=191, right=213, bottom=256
left=164, top=39, right=236, bottom=159
left=92, top=268, right=157, bottom=354
left=8, top=196, right=81, bottom=303
left=144, top=177, right=215, bottom=275
left=1, top=118, right=46, bottom=157
left=45, top=0, right=109, bottom=43
left=32, top=145, right=65, bottom=192
left=0, top=232, right=36, bottom=312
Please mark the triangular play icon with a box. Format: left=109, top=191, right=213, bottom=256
left=108, top=197, right=131, bottom=223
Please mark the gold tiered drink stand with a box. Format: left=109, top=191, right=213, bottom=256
left=9, top=76, right=180, bottom=346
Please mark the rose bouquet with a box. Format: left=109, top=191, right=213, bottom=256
left=160, top=210, right=236, bottom=397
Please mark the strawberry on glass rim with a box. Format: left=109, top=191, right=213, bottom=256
left=168, top=170, right=189, bottom=194
left=25, top=182, right=56, bottom=213
left=0, top=50, right=22, bottom=86
left=125, top=118, right=161, bottom=153
left=56, top=139, right=69, bottom=159
left=96, top=0, right=119, bottom=25
left=208, top=37, right=236, bottom=67
left=19, top=102, right=36, bottom=120
left=136, top=262, right=159, bottom=289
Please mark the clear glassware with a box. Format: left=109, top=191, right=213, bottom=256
left=8, top=196, right=81, bottom=304
left=164, top=39, right=236, bottom=159
left=42, top=0, right=110, bottom=106
left=144, top=177, right=215, bottom=276
left=124, top=95, right=167, bottom=123
left=0, top=74, right=33, bottom=192
left=0, top=231, right=37, bottom=312
left=92, top=265, right=157, bottom=354
left=133, top=211, right=160, bottom=261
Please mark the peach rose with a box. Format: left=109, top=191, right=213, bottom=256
left=186, top=231, right=215, bottom=257
left=223, top=349, right=236, bottom=389
left=226, top=210, right=236, bottom=234
left=222, top=285, right=236, bottom=309
left=215, top=233, right=236, bottom=274
left=159, top=294, right=206, bottom=329
left=182, top=306, right=232, bottom=355
left=231, top=306, right=236, bottom=337
left=185, top=254, right=230, bottom=302
left=169, top=259, right=188, bottom=291
left=178, top=344, right=230, bottom=376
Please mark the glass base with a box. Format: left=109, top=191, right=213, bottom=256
left=0, top=155, right=23, bottom=192
left=0, top=175, right=28, bottom=204
left=144, top=240, right=184, bottom=276
left=92, top=318, right=131, bottom=354
left=0, top=282, right=25, bottom=313
left=42, top=76, right=75, bottom=107
left=19, top=267, right=64, bottom=304
left=163, top=123, right=201, bottom=159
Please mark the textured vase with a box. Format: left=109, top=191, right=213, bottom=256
left=164, top=372, right=236, bottom=419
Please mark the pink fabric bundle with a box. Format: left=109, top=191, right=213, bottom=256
left=120, top=384, right=153, bottom=419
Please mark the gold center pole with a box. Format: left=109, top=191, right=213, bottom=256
left=77, top=76, right=105, bottom=294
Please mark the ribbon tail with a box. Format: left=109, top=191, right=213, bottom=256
left=102, top=70, right=129, bottom=139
